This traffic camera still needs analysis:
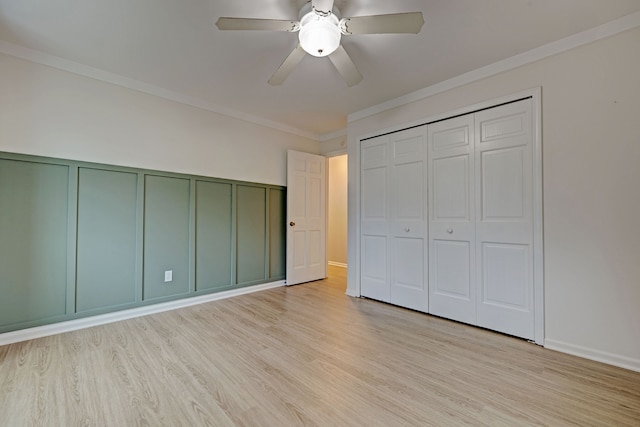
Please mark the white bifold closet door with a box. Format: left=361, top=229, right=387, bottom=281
left=475, top=101, right=534, bottom=339
left=428, top=99, right=535, bottom=340
left=360, top=127, right=428, bottom=312
left=427, top=114, right=477, bottom=325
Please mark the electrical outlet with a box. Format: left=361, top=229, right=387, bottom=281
left=164, top=270, right=173, bottom=282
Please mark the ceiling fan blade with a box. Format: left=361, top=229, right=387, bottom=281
left=268, top=45, right=307, bottom=86
left=340, top=12, right=424, bottom=35
left=328, top=45, right=363, bottom=87
left=311, top=0, right=335, bottom=16
left=216, top=17, right=300, bottom=32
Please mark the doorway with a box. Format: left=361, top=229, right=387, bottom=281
left=327, top=154, right=348, bottom=275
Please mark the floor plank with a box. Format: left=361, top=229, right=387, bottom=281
left=1, top=266, right=639, bottom=426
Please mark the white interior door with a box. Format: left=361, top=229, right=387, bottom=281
left=360, top=136, right=390, bottom=302
left=286, top=150, right=326, bottom=286
left=428, top=115, right=477, bottom=324
left=360, top=128, right=428, bottom=310
left=357, top=94, right=540, bottom=342
left=389, top=127, right=428, bottom=312
left=475, top=100, right=534, bottom=339
left=427, top=100, right=535, bottom=339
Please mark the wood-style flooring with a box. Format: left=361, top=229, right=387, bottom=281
left=1, top=266, right=639, bottom=426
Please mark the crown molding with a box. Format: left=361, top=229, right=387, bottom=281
left=4, top=10, right=638, bottom=142
left=348, top=10, right=640, bottom=123
left=317, top=127, right=347, bottom=142
left=0, top=39, right=321, bottom=141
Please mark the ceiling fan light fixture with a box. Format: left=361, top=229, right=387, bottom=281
left=298, top=12, right=341, bottom=57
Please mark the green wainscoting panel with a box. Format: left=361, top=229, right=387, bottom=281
left=0, top=159, right=69, bottom=328
left=76, top=168, right=138, bottom=313
left=143, top=175, right=191, bottom=301
left=0, top=151, right=287, bottom=333
left=195, top=180, right=232, bottom=291
left=236, top=185, right=266, bottom=285
left=269, top=188, right=286, bottom=279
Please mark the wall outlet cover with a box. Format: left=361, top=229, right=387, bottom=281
left=164, top=270, right=173, bottom=282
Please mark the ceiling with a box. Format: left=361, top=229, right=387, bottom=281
left=1, top=1, right=640, bottom=139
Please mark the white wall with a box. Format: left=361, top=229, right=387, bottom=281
left=348, top=27, right=640, bottom=370
left=0, top=53, right=320, bottom=186
left=327, top=154, right=347, bottom=266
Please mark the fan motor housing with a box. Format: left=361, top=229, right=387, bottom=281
left=299, top=11, right=341, bottom=57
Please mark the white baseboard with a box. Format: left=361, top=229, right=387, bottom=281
left=0, top=280, right=285, bottom=346
left=545, top=339, right=640, bottom=373
left=328, top=261, right=348, bottom=268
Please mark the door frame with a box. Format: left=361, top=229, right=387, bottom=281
left=348, top=88, right=544, bottom=345
left=325, top=151, right=349, bottom=270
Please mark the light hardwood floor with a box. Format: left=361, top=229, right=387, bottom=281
left=1, top=266, right=639, bottom=426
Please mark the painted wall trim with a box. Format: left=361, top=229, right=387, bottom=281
left=318, top=128, right=347, bottom=142
left=348, top=11, right=640, bottom=124
left=545, top=339, right=640, bottom=373
left=328, top=261, right=348, bottom=268
left=0, top=39, right=318, bottom=142
left=0, top=280, right=285, bottom=346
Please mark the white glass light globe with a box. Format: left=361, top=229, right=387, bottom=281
left=298, top=12, right=341, bottom=57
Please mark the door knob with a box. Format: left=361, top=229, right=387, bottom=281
left=289, top=221, right=296, bottom=227
left=446, top=227, right=453, bottom=234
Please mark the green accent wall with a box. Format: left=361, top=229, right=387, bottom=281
left=143, top=175, right=191, bottom=301
left=196, top=181, right=233, bottom=291
left=0, top=159, right=69, bottom=327
left=269, top=188, right=286, bottom=279
left=0, top=152, right=286, bottom=333
left=236, top=185, right=267, bottom=285
left=76, top=168, right=138, bottom=313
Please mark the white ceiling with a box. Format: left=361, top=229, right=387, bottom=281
left=1, top=0, right=640, bottom=139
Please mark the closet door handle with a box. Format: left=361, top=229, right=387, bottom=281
left=289, top=221, right=296, bottom=227
left=446, top=227, right=454, bottom=234
left=404, top=227, right=410, bottom=232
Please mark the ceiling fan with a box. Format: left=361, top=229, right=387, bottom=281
left=215, top=0, right=424, bottom=87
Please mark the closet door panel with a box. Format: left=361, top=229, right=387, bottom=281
left=475, top=99, right=534, bottom=340
left=481, top=243, right=529, bottom=307
left=361, top=167, right=387, bottom=231
left=428, top=115, right=476, bottom=324
left=394, top=161, right=423, bottom=221
left=361, top=235, right=389, bottom=302
left=393, top=238, right=424, bottom=289
left=433, top=155, right=470, bottom=220
left=389, top=128, right=428, bottom=312
left=361, top=136, right=390, bottom=302
left=432, top=240, right=473, bottom=319
left=480, top=147, right=527, bottom=221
